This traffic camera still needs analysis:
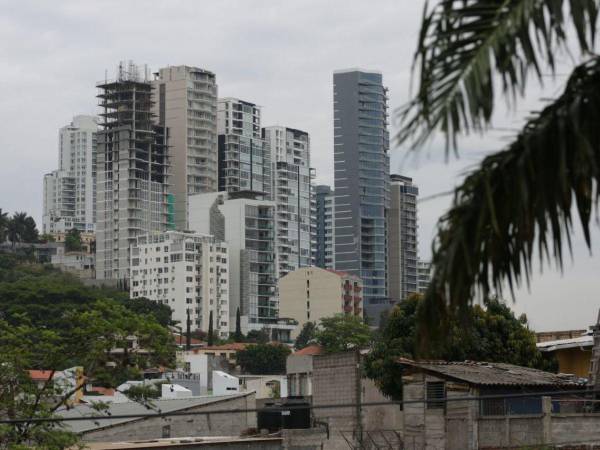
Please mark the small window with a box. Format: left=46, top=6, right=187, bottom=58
left=426, top=381, right=445, bottom=409
left=162, top=425, right=171, bottom=438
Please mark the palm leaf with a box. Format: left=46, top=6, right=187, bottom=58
left=398, top=0, right=598, bottom=150
left=425, top=56, right=600, bottom=325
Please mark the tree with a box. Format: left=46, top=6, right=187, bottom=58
left=234, top=307, right=243, bottom=342
left=0, top=208, right=8, bottom=243
left=207, top=311, right=214, bottom=346
left=235, top=344, right=291, bottom=375
left=6, top=211, right=39, bottom=246
left=64, top=228, right=82, bottom=252
left=294, top=321, right=316, bottom=350
left=123, top=297, right=174, bottom=328
left=315, top=315, right=372, bottom=354
left=397, top=1, right=600, bottom=330
left=246, top=328, right=270, bottom=344
left=364, top=295, right=555, bottom=400
left=38, top=233, right=56, bottom=244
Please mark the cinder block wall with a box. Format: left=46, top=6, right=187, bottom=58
left=82, top=394, right=256, bottom=442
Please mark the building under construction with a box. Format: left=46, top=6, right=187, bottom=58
left=95, top=62, right=170, bottom=280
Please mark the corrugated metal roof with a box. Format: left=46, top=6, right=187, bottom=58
left=58, top=393, right=252, bottom=434
left=398, top=359, right=586, bottom=387
left=536, top=334, right=593, bottom=352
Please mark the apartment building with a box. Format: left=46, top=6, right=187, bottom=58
left=217, top=98, right=271, bottom=198
left=95, top=62, right=170, bottom=280
left=333, top=69, right=390, bottom=305
left=189, top=192, right=294, bottom=340
left=314, top=185, right=335, bottom=269
left=263, top=126, right=313, bottom=278
left=388, top=174, right=419, bottom=300
left=279, top=266, right=363, bottom=339
left=130, top=231, right=229, bottom=338
left=417, top=260, right=431, bottom=294
left=152, top=66, right=218, bottom=229
left=42, top=115, right=98, bottom=234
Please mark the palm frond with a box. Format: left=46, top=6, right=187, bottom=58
left=398, top=0, right=598, bottom=151
left=425, top=56, right=600, bottom=323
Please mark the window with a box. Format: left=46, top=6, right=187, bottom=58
left=426, top=382, right=445, bottom=409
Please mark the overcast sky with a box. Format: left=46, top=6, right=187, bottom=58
left=1, top=0, right=598, bottom=331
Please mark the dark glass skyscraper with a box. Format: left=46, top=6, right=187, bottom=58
left=333, top=69, right=390, bottom=304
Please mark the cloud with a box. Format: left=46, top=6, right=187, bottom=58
left=1, top=0, right=597, bottom=331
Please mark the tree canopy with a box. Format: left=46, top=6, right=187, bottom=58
left=364, top=295, right=555, bottom=400
left=0, top=253, right=176, bottom=448
left=294, top=321, right=316, bottom=350
left=235, top=343, right=291, bottom=375
left=64, top=228, right=82, bottom=252
left=315, top=315, right=372, bottom=353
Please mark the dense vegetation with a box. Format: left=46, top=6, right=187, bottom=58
left=0, top=252, right=176, bottom=448
left=364, top=295, right=556, bottom=400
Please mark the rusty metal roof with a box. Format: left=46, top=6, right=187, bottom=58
left=398, top=359, right=586, bottom=387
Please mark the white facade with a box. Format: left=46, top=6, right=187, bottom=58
left=42, top=115, right=98, bottom=234
left=130, top=231, right=230, bottom=338
left=417, top=260, right=431, bottom=294
left=189, top=192, right=292, bottom=338
left=213, top=371, right=240, bottom=396
left=153, top=66, right=218, bottom=230
left=263, top=126, right=313, bottom=278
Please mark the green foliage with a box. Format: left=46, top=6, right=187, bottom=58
left=422, top=57, right=600, bottom=328
left=7, top=211, right=39, bottom=245
left=294, top=321, right=316, bottom=350
left=207, top=311, right=214, bottom=346
left=364, top=295, right=555, bottom=400
left=0, top=208, right=8, bottom=242
left=315, top=315, right=372, bottom=353
left=64, top=228, right=82, bottom=252
left=0, top=254, right=176, bottom=448
left=398, top=0, right=598, bottom=150
left=236, top=344, right=291, bottom=375
left=124, top=297, right=174, bottom=328
left=246, top=328, right=270, bottom=344
left=234, top=307, right=243, bottom=342
left=38, top=233, right=56, bottom=244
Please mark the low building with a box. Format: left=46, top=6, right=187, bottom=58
left=130, top=231, right=230, bottom=338
left=50, top=247, right=95, bottom=278
left=537, top=332, right=593, bottom=377
left=49, top=230, right=96, bottom=253
left=536, top=329, right=587, bottom=343
left=278, top=267, right=363, bottom=339
left=312, top=350, right=402, bottom=449
left=398, top=359, right=588, bottom=449
left=286, top=345, right=323, bottom=398
left=59, top=392, right=256, bottom=442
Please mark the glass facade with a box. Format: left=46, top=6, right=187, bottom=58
left=333, top=70, right=390, bottom=306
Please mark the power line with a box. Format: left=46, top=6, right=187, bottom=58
left=2, top=388, right=596, bottom=425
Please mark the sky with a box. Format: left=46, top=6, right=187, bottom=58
left=1, top=0, right=598, bottom=331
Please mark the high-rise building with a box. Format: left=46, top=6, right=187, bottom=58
left=96, top=62, right=170, bottom=280
left=314, top=185, right=335, bottom=269
left=189, top=192, right=295, bottom=341
left=217, top=98, right=271, bottom=198
left=388, top=174, right=419, bottom=300
left=42, top=115, right=98, bottom=234
left=130, top=231, right=230, bottom=338
left=152, top=66, right=218, bottom=229
left=417, top=260, right=431, bottom=294
left=263, top=126, right=312, bottom=278
left=332, top=69, right=390, bottom=305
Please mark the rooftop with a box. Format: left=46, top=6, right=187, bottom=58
left=294, top=345, right=324, bottom=356
left=398, top=359, right=586, bottom=387
left=58, top=392, right=253, bottom=434
left=536, top=334, right=593, bottom=352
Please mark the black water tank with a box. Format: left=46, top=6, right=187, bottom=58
left=257, top=398, right=311, bottom=431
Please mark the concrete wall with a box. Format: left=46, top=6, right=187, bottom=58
left=312, top=351, right=402, bottom=450
left=82, top=394, right=256, bottom=443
